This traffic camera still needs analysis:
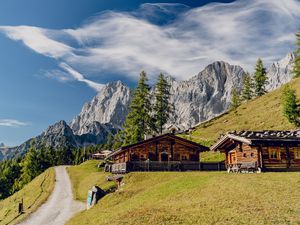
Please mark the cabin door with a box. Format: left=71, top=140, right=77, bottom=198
left=161, top=153, right=168, bottom=162
left=229, top=152, right=236, bottom=164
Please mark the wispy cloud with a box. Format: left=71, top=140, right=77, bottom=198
left=0, top=119, right=28, bottom=127
left=59, top=63, right=104, bottom=91
left=0, top=0, right=299, bottom=88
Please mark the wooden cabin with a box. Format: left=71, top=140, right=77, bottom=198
left=107, top=133, right=210, bottom=173
left=211, top=130, right=300, bottom=171
left=90, top=150, right=112, bottom=160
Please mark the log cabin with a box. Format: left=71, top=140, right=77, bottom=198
left=211, top=130, right=300, bottom=171
left=107, top=133, right=210, bottom=173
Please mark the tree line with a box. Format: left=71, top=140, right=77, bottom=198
left=0, top=142, right=107, bottom=200
left=112, top=72, right=172, bottom=149
left=230, top=58, right=268, bottom=110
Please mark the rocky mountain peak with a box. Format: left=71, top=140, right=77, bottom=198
left=69, top=81, right=133, bottom=135
left=43, top=120, right=74, bottom=137
left=266, top=52, right=295, bottom=91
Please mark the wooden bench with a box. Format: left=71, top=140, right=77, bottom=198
left=228, top=162, right=259, bottom=173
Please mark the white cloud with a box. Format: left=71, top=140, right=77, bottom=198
left=44, top=69, right=75, bottom=83
left=59, top=63, right=104, bottom=91
left=0, top=119, right=28, bottom=127
left=0, top=26, right=74, bottom=58
left=0, top=0, right=300, bottom=88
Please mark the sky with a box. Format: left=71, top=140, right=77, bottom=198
left=0, top=0, right=299, bottom=146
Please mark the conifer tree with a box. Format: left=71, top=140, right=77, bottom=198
left=293, top=29, right=300, bottom=78
left=154, top=73, right=172, bottom=134
left=282, top=85, right=300, bottom=127
left=106, top=133, right=114, bottom=150
left=230, top=88, right=240, bottom=110
left=123, top=71, right=153, bottom=145
left=254, top=58, right=268, bottom=96
left=112, top=130, right=125, bottom=149
left=241, top=72, right=254, bottom=101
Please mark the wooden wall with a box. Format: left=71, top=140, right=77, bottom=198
left=226, top=143, right=259, bottom=166
left=262, top=145, right=300, bottom=171
left=223, top=141, right=300, bottom=171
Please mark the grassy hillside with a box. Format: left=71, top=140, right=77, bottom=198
left=67, top=160, right=116, bottom=201
left=67, top=162, right=300, bottom=225
left=0, top=168, right=55, bottom=225
left=185, top=77, right=300, bottom=146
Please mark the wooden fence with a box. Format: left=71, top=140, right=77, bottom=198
left=109, top=161, right=225, bottom=174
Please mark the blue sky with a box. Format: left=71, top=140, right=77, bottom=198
left=0, top=0, right=299, bottom=146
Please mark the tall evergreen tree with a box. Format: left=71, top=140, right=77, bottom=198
left=230, top=88, right=240, bottom=110
left=241, top=72, right=254, bottom=101
left=254, top=58, right=268, bottom=96
left=112, top=130, right=125, bottom=149
left=123, top=71, right=154, bottom=145
left=282, top=85, right=300, bottom=127
left=154, top=73, right=172, bottom=134
left=106, top=133, right=114, bottom=150
left=293, top=29, right=300, bottom=78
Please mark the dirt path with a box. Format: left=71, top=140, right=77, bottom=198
left=18, top=166, right=85, bottom=225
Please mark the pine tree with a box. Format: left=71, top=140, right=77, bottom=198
left=241, top=72, right=254, bottom=101
left=153, top=73, right=172, bottom=134
left=123, top=71, right=154, bottom=145
left=293, top=29, right=300, bottom=78
left=230, top=88, right=240, bottom=110
left=282, top=85, right=300, bottom=127
left=112, top=130, right=125, bottom=149
left=17, top=146, right=41, bottom=188
left=254, top=58, right=268, bottom=96
left=106, top=133, right=114, bottom=150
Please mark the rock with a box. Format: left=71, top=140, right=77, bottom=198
left=266, top=52, right=295, bottom=91
left=70, top=81, right=133, bottom=134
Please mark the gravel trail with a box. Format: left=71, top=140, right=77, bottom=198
left=18, top=166, right=85, bottom=225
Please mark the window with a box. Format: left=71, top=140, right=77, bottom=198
left=243, top=153, right=247, bottom=158
left=269, top=148, right=281, bottom=160
left=294, top=148, right=300, bottom=159
left=250, top=153, right=255, bottom=158
left=140, top=154, right=146, bottom=161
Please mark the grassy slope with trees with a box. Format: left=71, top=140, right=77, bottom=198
left=0, top=168, right=55, bottom=225
left=66, top=161, right=300, bottom=225
left=184, top=77, right=300, bottom=147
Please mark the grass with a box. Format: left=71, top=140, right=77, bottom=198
left=67, top=160, right=116, bottom=202
left=66, top=79, right=300, bottom=224
left=200, top=151, right=225, bottom=162
left=0, top=168, right=55, bottom=225
left=187, top=77, right=300, bottom=146
left=67, top=169, right=300, bottom=225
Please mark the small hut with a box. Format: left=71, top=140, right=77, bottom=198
left=211, top=130, right=300, bottom=171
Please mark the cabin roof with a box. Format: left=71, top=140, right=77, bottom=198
left=211, top=130, right=300, bottom=151
left=107, top=133, right=209, bottom=158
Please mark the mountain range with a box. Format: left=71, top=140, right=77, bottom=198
left=0, top=52, right=295, bottom=161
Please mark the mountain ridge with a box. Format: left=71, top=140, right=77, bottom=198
left=1, top=54, right=295, bottom=160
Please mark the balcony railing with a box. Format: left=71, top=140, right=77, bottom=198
left=109, top=161, right=225, bottom=173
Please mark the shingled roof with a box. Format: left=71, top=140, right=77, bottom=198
left=107, top=133, right=209, bottom=159
left=211, top=130, right=300, bottom=151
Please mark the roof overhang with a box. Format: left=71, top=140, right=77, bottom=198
left=210, top=134, right=252, bottom=151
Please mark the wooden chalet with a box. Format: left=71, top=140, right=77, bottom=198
left=107, top=133, right=214, bottom=173
left=90, top=150, right=112, bottom=160
left=211, top=130, right=300, bottom=171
